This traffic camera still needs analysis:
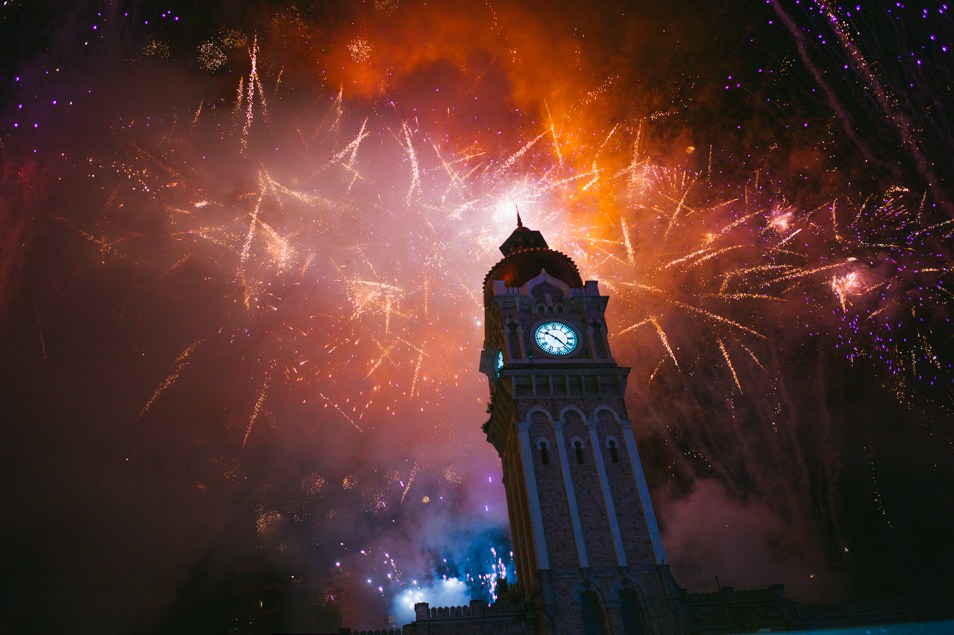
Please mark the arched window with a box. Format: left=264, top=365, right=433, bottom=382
left=608, top=439, right=620, bottom=464
left=538, top=441, right=550, bottom=465
left=619, top=588, right=646, bottom=635
left=580, top=590, right=606, bottom=635
left=573, top=439, right=584, bottom=464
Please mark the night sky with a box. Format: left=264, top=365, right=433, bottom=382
left=1, top=1, right=953, bottom=632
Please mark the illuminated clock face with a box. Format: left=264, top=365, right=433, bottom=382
left=496, top=350, right=504, bottom=373
left=534, top=321, right=578, bottom=356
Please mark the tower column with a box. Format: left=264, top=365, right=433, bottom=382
left=587, top=423, right=628, bottom=567
left=554, top=420, right=589, bottom=568
left=586, top=324, right=599, bottom=360
left=502, top=323, right=515, bottom=361
left=620, top=419, right=666, bottom=564
left=517, top=421, right=550, bottom=571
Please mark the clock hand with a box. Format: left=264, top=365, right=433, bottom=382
left=545, top=331, right=570, bottom=350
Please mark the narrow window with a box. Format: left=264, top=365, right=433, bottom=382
left=608, top=439, right=619, bottom=464
left=574, top=440, right=584, bottom=464
left=620, top=588, right=646, bottom=635
left=539, top=441, right=550, bottom=465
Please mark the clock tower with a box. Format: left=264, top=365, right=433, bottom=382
left=479, top=219, right=684, bottom=635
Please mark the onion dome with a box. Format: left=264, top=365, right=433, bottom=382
left=484, top=217, right=583, bottom=298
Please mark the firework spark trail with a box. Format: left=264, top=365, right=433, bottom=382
left=342, top=118, right=368, bottom=168
left=258, top=219, right=295, bottom=271
left=866, top=448, right=893, bottom=528
left=660, top=245, right=742, bottom=271
left=239, top=35, right=265, bottom=153
left=661, top=173, right=697, bottom=243
left=829, top=201, right=846, bottom=243
left=575, top=75, right=617, bottom=111
left=624, top=283, right=766, bottom=339
left=163, top=253, right=193, bottom=276
left=544, top=102, right=563, bottom=163
left=910, top=216, right=954, bottom=239
left=366, top=341, right=396, bottom=379
left=191, top=100, right=204, bottom=129
left=238, top=189, right=265, bottom=308
left=409, top=351, right=424, bottom=399
left=321, top=118, right=370, bottom=191
left=719, top=265, right=792, bottom=295
left=774, top=228, right=802, bottom=248
left=430, top=142, right=473, bottom=201
left=673, top=298, right=766, bottom=339
left=243, top=371, right=271, bottom=449
left=620, top=218, right=636, bottom=265
left=260, top=171, right=336, bottom=208
left=718, top=339, right=743, bottom=394
left=339, top=277, right=404, bottom=319
left=137, top=339, right=203, bottom=421
left=51, top=214, right=135, bottom=261
left=646, top=357, right=666, bottom=386
left=617, top=149, right=652, bottom=199
left=493, top=131, right=546, bottom=178
left=740, top=342, right=767, bottom=373
left=580, top=160, right=602, bottom=192
left=331, top=86, right=344, bottom=131
left=768, top=1, right=885, bottom=181
left=317, top=391, right=364, bottom=433
left=383, top=296, right=394, bottom=334
left=536, top=167, right=600, bottom=192
left=402, top=122, right=421, bottom=204
left=760, top=260, right=855, bottom=287
left=711, top=292, right=784, bottom=302
left=234, top=77, right=245, bottom=121
left=809, top=1, right=950, bottom=213
left=579, top=125, right=621, bottom=193
left=650, top=317, right=680, bottom=369
left=618, top=317, right=679, bottom=370
left=118, top=136, right=187, bottom=183
left=241, top=190, right=266, bottom=266
left=400, top=463, right=419, bottom=504
left=423, top=278, right=430, bottom=318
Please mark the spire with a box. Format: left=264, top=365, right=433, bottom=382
left=498, top=217, right=548, bottom=256
left=516, top=206, right=523, bottom=229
